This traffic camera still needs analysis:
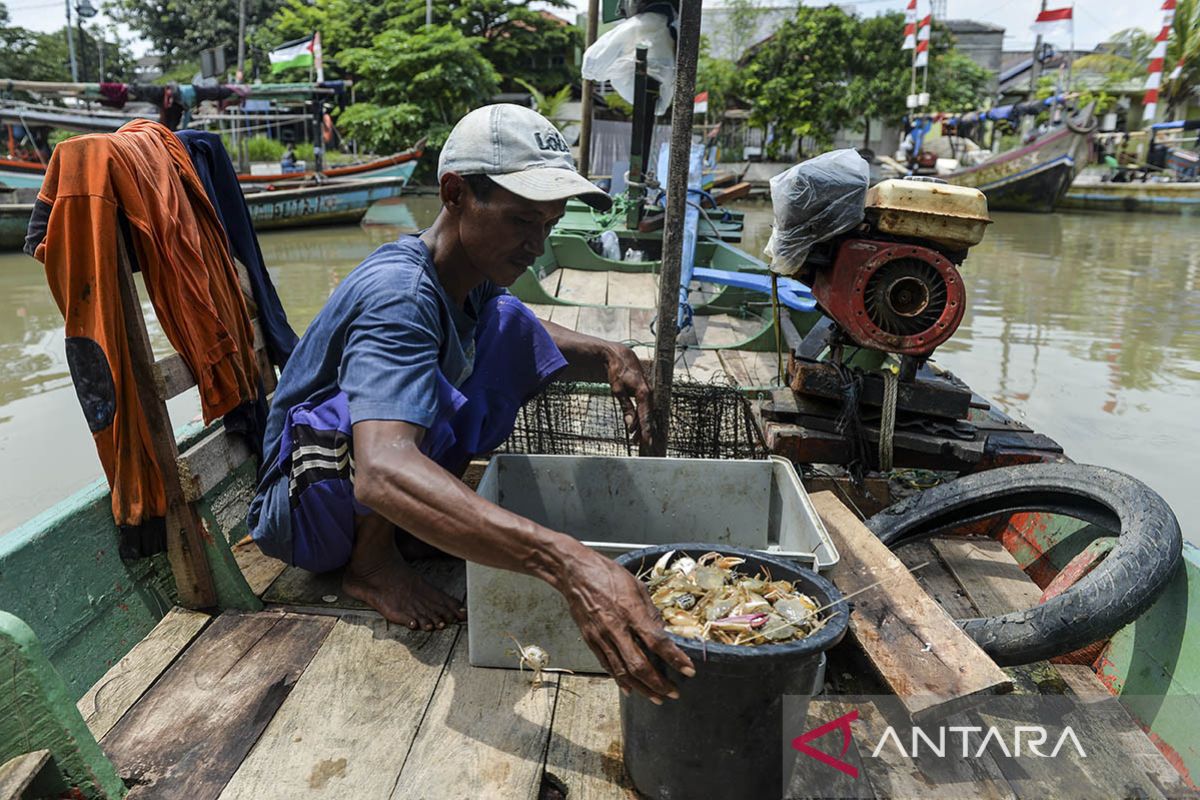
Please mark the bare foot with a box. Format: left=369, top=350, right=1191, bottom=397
left=346, top=514, right=466, bottom=631
left=343, top=556, right=465, bottom=631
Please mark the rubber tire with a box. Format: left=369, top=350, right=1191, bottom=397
left=865, top=463, right=1182, bottom=666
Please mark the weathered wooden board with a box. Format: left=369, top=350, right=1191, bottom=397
left=1057, top=665, right=1198, bottom=799
left=539, top=269, right=562, bottom=297
left=76, top=607, right=211, bottom=739
left=177, top=427, right=253, bottom=503
left=606, top=272, right=658, bottom=307
left=389, top=634, right=557, bottom=799
left=931, top=537, right=1043, bottom=614
left=549, top=303, right=581, bottom=331
left=717, top=349, right=755, bottom=388
left=102, top=611, right=335, bottom=799
left=543, top=675, right=638, bottom=799
left=218, top=617, right=458, bottom=799
left=813, top=492, right=1012, bottom=722
left=628, top=308, right=656, bottom=362
left=522, top=303, right=558, bottom=320
left=231, top=541, right=287, bottom=597
left=575, top=306, right=630, bottom=343
left=555, top=269, right=608, bottom=305
left=264, top=559, right=466, bottom=617
left=0, top=750, right=51, bottom=800
left=677, top=349, right=729, bottom=385
left=931, top=537, right=1068, bottom=694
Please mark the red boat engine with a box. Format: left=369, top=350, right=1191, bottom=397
left=800, top=178, right=990, bottom=361
left=810, top=238, right=965, bottom=357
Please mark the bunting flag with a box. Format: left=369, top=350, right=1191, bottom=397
left=1168, top=57, right=1185, bottom=81
left=914, top=39, right=929, bottom=68
left=902, top=0, right=917, bottom=50
left=917, top=14, right=932, bottom=41
left=1143, top=0, right=1176, bottom=123
left=1031, top=7, right=1074, bottom=39
left=694, top=91, right=709, bottom=114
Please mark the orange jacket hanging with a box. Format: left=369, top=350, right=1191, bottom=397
left=32, top=119, right=259, bottom=538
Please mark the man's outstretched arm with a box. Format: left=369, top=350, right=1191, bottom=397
left=352, top=418, right=694, bottom=702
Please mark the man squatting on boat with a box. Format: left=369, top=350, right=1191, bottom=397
left=248, top=104, right=695, bottom=704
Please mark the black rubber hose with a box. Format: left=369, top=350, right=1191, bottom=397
left=865, top=463, right=1183, bottom=666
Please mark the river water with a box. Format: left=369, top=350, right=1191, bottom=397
left=2, top=197, right=1197, bottom=546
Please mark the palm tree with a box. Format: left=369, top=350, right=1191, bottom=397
left=1164, top=0, right=1200, bottom=119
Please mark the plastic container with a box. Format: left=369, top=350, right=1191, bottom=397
left=466, top=455, right=840, bottom=673
left=615, top=544, right=848, bottom=800
left=864, top=177, right=991, bottom=250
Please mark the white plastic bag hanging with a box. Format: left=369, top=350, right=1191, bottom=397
left=581, top=12, right=676, bottom=116
left=764, top=149, right=870, bottom=276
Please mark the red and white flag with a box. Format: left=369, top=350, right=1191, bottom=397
left=902, top=0, right=917, bottom=49
left=917, top=14, right=932, bottom=41
left=1031, top=6, right=1073, bottom=39
left=914, top=39, right=929, bottom=68
left=1168, top=58, right=1185, bottom=81
left=693, top=91, right=709, bottom=114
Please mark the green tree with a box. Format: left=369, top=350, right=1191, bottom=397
left=257, top=0, right=579, bottom=92
left=927, top=48, right=992, bottom=112
left=742, top=6, right=858, bottom=153
left=845, top=12, right=913, bottom=144
left=696, top=36, right=739, bottom=120
left=335, top=24, right=499, bottom=153
left=0, top=3, right=71, bottom=82
left=106, top=0, right=286, bottom=72
left=1164, top=0, right=1200, bottom=119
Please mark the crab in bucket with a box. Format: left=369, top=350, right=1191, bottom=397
left=638, top=550, right=836, bottom=646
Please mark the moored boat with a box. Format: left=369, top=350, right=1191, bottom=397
left=237, top=144, right=424, bottom=186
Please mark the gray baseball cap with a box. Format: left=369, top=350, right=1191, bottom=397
left=438, top=104, right=612, bottom=212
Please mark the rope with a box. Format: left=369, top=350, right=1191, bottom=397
left=878, top=368, right=899, bottom=473
left=832, top=362, right=870, bottom=485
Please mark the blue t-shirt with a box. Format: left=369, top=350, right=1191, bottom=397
left=259, top=235, right=505, bottom=471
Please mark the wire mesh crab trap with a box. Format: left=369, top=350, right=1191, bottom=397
left=503, top=378, right=768, bottom=459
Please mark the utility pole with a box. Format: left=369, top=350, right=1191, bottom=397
left=426, top=0, right=433, bottom=26
left=578, top=0, right=600, bottom=178
left=65, top=0, right=79, bottom=82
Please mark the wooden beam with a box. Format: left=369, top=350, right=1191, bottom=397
left=543, top=675, right=638, bottom=799
left=116, top=236, right=217, bottom=608
left=76, top=608, right=211, bottom=739
left=812, top=491, right=1012, bottom=721
left=154, top=353, right=195, bottom=399
left=177, top=427, right=254, bottom=503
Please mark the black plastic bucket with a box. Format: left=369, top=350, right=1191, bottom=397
left=615, top=543, right=847, bottom=800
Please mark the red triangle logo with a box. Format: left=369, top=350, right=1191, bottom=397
left=791, top=709, right=860, bottom=779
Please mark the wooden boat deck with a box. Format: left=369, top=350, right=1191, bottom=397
left=528, top=268, right=785, bottom=389
left=77, top=532, right=1195, bottom=799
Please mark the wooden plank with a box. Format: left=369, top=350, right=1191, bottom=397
left=548, top=303, right=580, bottom=331
left=677, top=349, right=728, bottom=385
left=606, top=271, right=658, bottom=307
left=218, top=617, right=458, bottom=799
left=555, top=269, right=609, bottom=305
left=264, top=559, right=466, bottom=617
left=115, top=236, right=217, bottom=608
left=177, top=428, right=253, bottom=503
left=76, top=608, right=212, bottom=740
left=102, top=611, right=336, bottom=799
left=0, top=750, right=51, bottom=800
left=930, top=537, right=1043, bottom=615
left=544, top=675, right=638, bottom=799
left=389, top=633, right=556, bottom=799
left=717, top=349, right=755, bottom=388
left=232, top=541, right=287, bottom=597
left=522, top=303, right=557, bottom=320
left=539, top=268, right=563, bottom=297
left=575, top=306, right=630, bottom=343
left=1057, top=665, right=1199, bottom=799
left=812, top=492, right=1012, bottom=722
left=697, top=314, right=746, bottom=347
left=743, top=351, right=785, bottom=388
left=628, top=308, right=656, bottom=363
left=155, top=353, right=195, bottom=399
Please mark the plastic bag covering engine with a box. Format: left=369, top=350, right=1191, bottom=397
left=764, top=149, right=870, bottom=276
left=581, top=12, right=676, bottom=116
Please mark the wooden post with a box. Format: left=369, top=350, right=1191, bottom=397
left=578, top=0, right=600, bottom=178
left=115, top=237, right=218, bottom=608
left=648, top=0, right=702, bottom=457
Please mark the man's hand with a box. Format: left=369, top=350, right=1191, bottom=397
left=557, top=547, right=695, bottom=702
left=604, top=342, right=654, bottom=451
